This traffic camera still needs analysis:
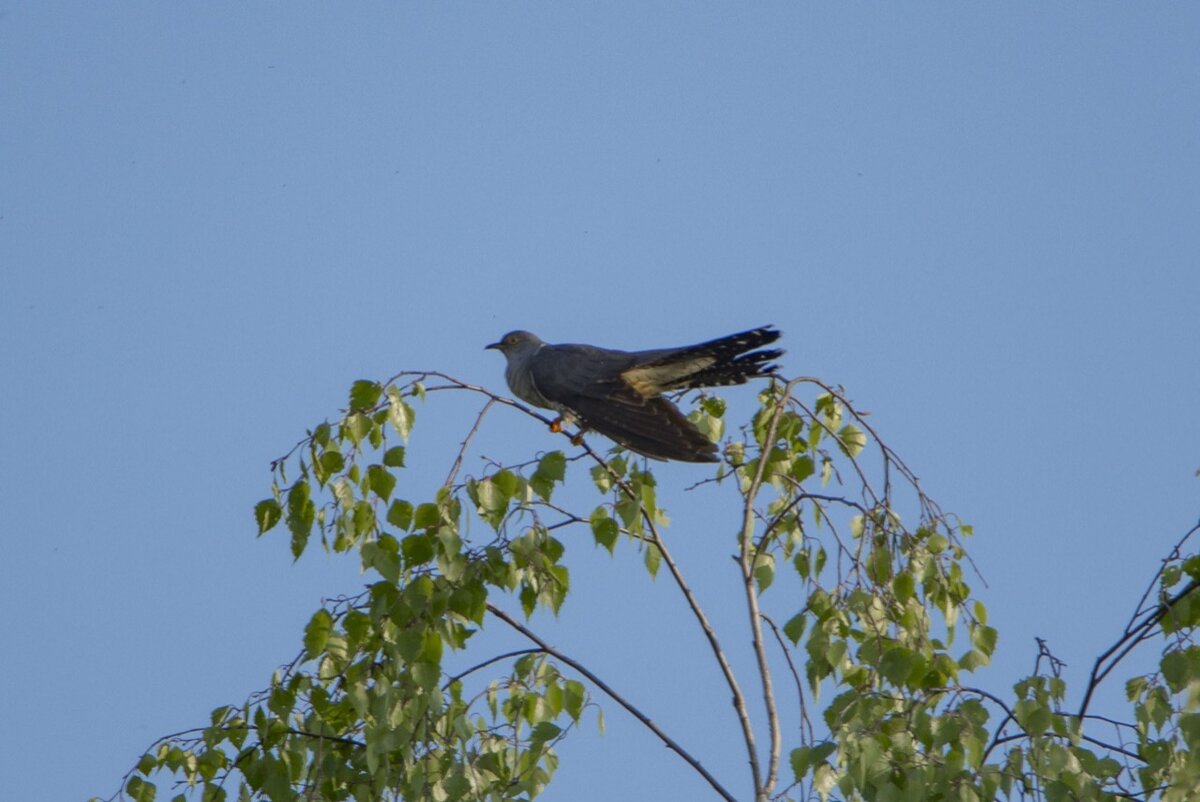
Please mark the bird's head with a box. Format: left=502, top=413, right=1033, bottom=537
left=485, top=330, right=544, bottom=361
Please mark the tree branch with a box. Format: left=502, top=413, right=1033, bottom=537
left=444, top=398, right=496, bottom=487
left=568, top=435, right=762, bottom=796
left=738, top=379, right=795, bottom=800
left=442, top=648, right=545, bottom=689
left=486, top=603, right=739, bottom=802
left=1077, top=523, right=1200, bottom=721
left=761, top=613, right=814, bottom=745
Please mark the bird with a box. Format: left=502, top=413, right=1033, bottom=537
left=486, top=326, right=783, bottom=462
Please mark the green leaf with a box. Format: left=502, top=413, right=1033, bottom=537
left=1165, top=589, right=1200, bottom=632
left=892, top=572, right=915, bottom=604
left=449, top=582, right=487, bottom=624
left=367, top=414, right=384, bottom=448
left=520, top=584, right=537, bottom=617
left=688, top=403, right=725, bottom=442
left=1015, top=699, right=1052, bottom=736
left=352, top=500, right=375, bottom=537
left=413, top=502, right=440, bottom=530
left=387, top=499, right=414, bottom=530
left=402, top=534, right=435, bottom=567
left=837, top=424, right=866, bottom=457
left=382, top=446, right=406, bottom=467
left=531, top=451, right=567, bottom=501
left=791, top=742, right=837, bottom=780
left=959, top=650, right=990, bottom=671
left=783, top=612, right=807, bottom=644
left=395, top=627, right=423, bottom=663
left=363, top=539, right=400, bottom=584
left=754, top=552, right=775, bottom=593
left=615, top=496, right=641, bottom=531
left=973, top=600, right=988, bottom=625
left=643, top=542, right=661, bottom=578
left=343, top=412, right=372, bottom=445
left=790, top=455, right=815, bottom=482
left=530, top=722, right=562, bottom=742
left=926, top=532, right=949, bottom=553
left=255, top=499, right=282, bottom=535
left=304, top=609, right=333, bottom=659
left=590, top=464, right=614, bottom=493
left=563, top=680, right=586, bottom=720
left=366, top=464, right=396, bottom=501
left=442, top=774, right=471, bottom=798
left=285, top=481, right=314, bottom=558
left=267, top=686, right=294, bottom=717
left=1161, top=647, right=1200, bottom=693
left=514, top=652, right=538, bottom=676
left=971, top=624, right=998, bottom=656
left=317, top=449, right=344, bottom=481
left=867, top=542, right=892, bottom=583
left=590, top=509, right=619, bottom=553
left=419, top=631, right=444, bottom=664
left=349, top=380, right=383, bottom=411
left=473, top=477, right=508, bottom=529
left=1180, top=712, right=1200, bottom=743
left=311, top=421, right=332, bottom=447
left=125, top=776, right=157, bottom=802
left=492, top=469, right=521, bottom=499
left=388, top=390, right=415, bottom=441
left=701, top=395, right=726, bottom=418
left=880, top=646, right=916, bottom=686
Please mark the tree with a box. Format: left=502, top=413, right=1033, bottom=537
left=98, top=371, right=1200, bottom=802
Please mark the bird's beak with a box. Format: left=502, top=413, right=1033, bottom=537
left=485, top=341, right=501, bottom=351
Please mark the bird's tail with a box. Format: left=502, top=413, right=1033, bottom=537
left=650, top=325, right=784, bottom=389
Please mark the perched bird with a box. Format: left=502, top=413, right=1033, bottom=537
left=486, top=326, right=783, bottom=462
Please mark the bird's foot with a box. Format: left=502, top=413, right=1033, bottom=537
left=549, top=416, right=585, bottom=446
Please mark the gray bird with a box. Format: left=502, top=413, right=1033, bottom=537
left=486, top=326, right=783, bottom=462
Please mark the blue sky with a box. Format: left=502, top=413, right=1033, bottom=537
left=3, top=4, right=1199, bottom=800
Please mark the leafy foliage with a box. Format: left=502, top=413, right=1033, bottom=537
left=99, top=372, right=1200, bottom=802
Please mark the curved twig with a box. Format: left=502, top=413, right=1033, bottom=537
left=1077, top=523, right=1200, bottom=721
left=761, top=613, right=814, bottom=745
left=442, top=648, right=544, bottom=689
left=551, top=430, right=762, bottom=796
left=444, top=398, right=497, bottom=487
left=486, top=603, right=739, bottom=802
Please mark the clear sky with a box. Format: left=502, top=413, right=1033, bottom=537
left=3, top=4, right=1199, bottom=800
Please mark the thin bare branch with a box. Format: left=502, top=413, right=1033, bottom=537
left=566, top=434, right=762, bottom=795
left=486, top=603, right=739, bottom=802
left=444, top=398, right=496, bottom=487
left=761, top=613, right=814, bottom=745
left=1077, top=523, right=1200, bottom=720
left=738, top=378, right=798, bottom=799
left=442, top=648, right=544, bottom=689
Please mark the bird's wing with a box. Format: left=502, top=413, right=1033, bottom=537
left=528, top=345, right=718, bottom=462
left=568, top=386, right=719, bottom=462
